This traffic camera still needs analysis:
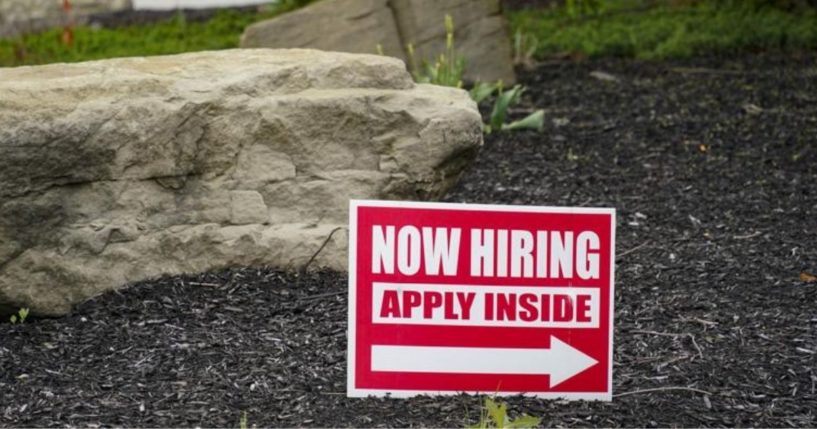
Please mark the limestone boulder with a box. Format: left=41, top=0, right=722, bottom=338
left=0, top=49, right=483, bottom=316
left=241, top=0, right=404, bottom=60
left=390, top=0, right=516, bottom=84
left=240, top=0, right=516, bottom=84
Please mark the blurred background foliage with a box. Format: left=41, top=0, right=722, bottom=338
left=509, top=0, right=817, bottom=59
left=1, top=0, right=816, bottom=67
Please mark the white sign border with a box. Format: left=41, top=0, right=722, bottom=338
left=347, top=199, right=616, bottom=401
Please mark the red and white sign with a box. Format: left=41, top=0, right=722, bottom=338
left=347, top=200, right=615, bottom=400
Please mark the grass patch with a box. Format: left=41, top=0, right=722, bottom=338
left=0, top=7, right=289, bottom=67
left=4, top=0, right=816, bottom=67
left=508, top=1, right=817, bottom=59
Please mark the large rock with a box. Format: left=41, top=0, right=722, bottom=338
left=0, top=49, right=483, bottom=316
left=240, top=0, right=516, bottom=84
left=390, top=0, right=515, bottom=84
left=240, top=0, right=404, bottom=61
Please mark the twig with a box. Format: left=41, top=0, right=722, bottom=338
left=187, top=281, right=220, bottom=287
left=298, top=291, right=345, bottom=302
left=679, top=317, right=718, bottom=327
left=632, top=330, right=704, bottom=360
left=616, top=241, right=649, bottom=260
left=614, top=386, right=713, bottom=398
left=689, top=335, right=704, bottom=359
left=267, top=388, right=346, bottom=396
left=632, top=329, right=684, bottom=338
left=656, top=354, right=693, bottom=371
left=733, top=231, right=763, bottom=240
left=669, top=67, right=757, bottom=76
left=300, top=227, right=344, bottom=276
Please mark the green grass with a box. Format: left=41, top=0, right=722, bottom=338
left=508, top=1, right=817, bottom=59
left=3, top=0, right=817, bottom=67
left=0, top=7, right=288, bottom=67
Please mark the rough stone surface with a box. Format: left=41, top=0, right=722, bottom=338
left=240, top=0, right=404, bottom=60
left=0, top=48, right=483, bottom=316
left=240, top=0, right=516, bottom=84
left=390, top=0, right=515, bottom=83
left=0, top=0, right=132, bottom=37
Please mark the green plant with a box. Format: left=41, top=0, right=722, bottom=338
left=508, top=0, right=817, bottom=60
left=239, top=411, right=248, bottom=429
left=483, top=84, right=545, bottom=134
left=470, top=81, right=499, bottom=104
left=504, top=110, right=545, bottom=132
left=0, top=6, right=299, bottom=67
left=397, top=13, right=542, bottom=134
left=9, top=308, right=29, bottom=324
left=565, top=0, right=603, bottom=18
left=406, top=14, right=465, bottom=88
left=512, top=30, right=538, bottom=68
left=469, top=397, right=541, bottom=429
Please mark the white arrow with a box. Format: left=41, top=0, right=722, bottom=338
left=371, top=336, right=598, bottom=388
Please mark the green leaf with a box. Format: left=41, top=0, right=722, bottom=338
left=507, top=415, right=542, bottom=428
left=239, top=411, right=248, bottom=429
left=489, top=85, right=524, bottom=131
left=485, top=397, right=508, bottom=428
left=18, top=308, right=29, bottom=323
left=10, top=315, right=17, bottom=324
left=502, top=110, right=545, bottom=132
left=470, top=81, right=497, bottom=104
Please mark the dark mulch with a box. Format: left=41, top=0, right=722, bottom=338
left=2, top=53, right=817, bottom=427
left=501, top=0, right=560, bottom=11
left=83, top=6, right=262, bottom=29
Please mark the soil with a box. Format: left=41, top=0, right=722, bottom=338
left=2, top=53, right=816, bottom=427
left=83, top=6, right=263, bottom=29
left=502, top=0, right=561, bottom=11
